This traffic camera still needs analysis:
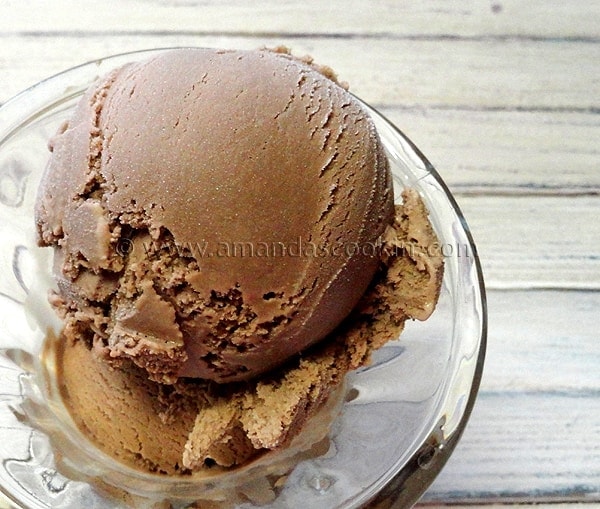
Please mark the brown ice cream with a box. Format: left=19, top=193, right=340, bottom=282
left=35, top=47, right=444, bottom=475
left=36, top=47, right=392, bottom=384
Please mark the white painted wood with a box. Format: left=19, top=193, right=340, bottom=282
left=0, top=0, right=599, bottom=38
left=422, top=391, right=600, bottom=502
left=1, top=35, right=598, bottom=111
left=458, top=196, right=600, bottom=289
left=381, top=108, right=600, bottom=194
left=478, top=290, right=599, bottom=393
left=420, top=290, right=600, bottom=502
left=419, top=504, right=600, bottom=508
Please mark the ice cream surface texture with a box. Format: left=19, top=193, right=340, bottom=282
left=36, top=47, right=394, bottom=384
left=35, top=47, right=444, bottom=475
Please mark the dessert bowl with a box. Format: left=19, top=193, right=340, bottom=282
left=0, top=48, right=486, bottom=509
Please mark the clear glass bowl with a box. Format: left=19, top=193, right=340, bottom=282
left=0, top=49, right=486, bottom=509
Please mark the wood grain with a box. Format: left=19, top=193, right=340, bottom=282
left=420, top=505, right=600, bottom=508
left=424, top=391, right=600, bottom=502
left=381, top=108, right=600, bottom=194
left=1, top=0, right=599, bottom=38
left=477, top=290, right=599, bottom=393
left=459, top=196, right=600, bottom=289
left=423, top=290, right=600, bottom=503
left=2, top=35, right=598, bottom=110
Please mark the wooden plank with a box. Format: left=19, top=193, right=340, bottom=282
left=457, top=196, right=600, bottom=289
left=381, top=108, right=600, bottom=194
left=0, top=0, right=599, bottom=38
left=422, top=391, right=600, bottom=503
left=422, top=290, right=599, bottom=502
left=0, top=35, right=598, bottom=111
left=480, top=290, right=599, bottom=393
left=419, top=503, right=600, bottom=508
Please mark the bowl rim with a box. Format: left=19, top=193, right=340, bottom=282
left=358, top=101, right=487, bottom=507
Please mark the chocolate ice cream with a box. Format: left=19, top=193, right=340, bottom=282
left=36, top=47, right=394, bottom=384
left=35, top=48, right=444, bottom=475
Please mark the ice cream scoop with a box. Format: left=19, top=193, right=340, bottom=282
left=34, top=47, right=445, bottom=474
left=36, top=47, right=394, bottom=383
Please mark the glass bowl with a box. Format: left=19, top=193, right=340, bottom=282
left=0, top=49, right=486, bottom=509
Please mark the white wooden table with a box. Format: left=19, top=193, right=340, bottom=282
left=0, top=1, right=598, bottom=507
